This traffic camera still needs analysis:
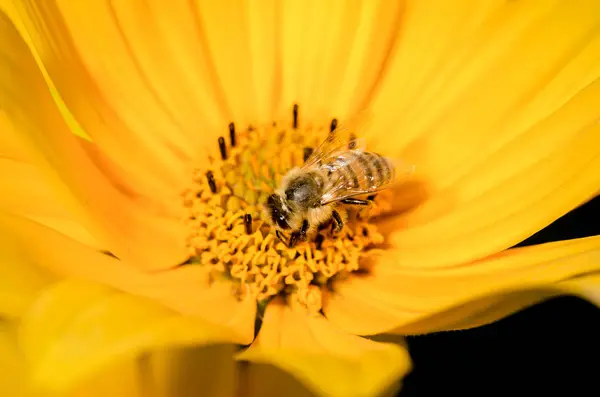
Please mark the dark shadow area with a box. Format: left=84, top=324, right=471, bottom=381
left=399, top=195, right=600, bottom=396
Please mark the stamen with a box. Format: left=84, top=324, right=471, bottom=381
left=229, top=122, right=236, bottom=147
left=206, top=171, right=217, bottom=193
left=330, top=118, right=338, bottom=133
left=348, top=133, right=357, bottom=149
left=181, top=108, right=391, bottom=313
left=218, top=136, right=227, bottom=160
left=244, top=213, right=253, bottom=235
left=293, top=104, right=299, bottom=129
left=303, top=147, right=313, bottom=162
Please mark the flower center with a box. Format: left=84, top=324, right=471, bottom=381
left=180, top=106, right=393, bottom=314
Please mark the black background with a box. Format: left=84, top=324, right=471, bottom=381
left=399, top=195, right=600, bottom=396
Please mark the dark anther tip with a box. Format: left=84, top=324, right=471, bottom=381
left=367, top=194, right=377, bottom=201
left=293, top=104, right=299, bottom=129
left=303, top=147, right=313, bottom=162
left=206, top=170, right=217, bottom=193
left=218, top=136, right=227, bottom=160
left=229, top=123, right=236, bottom=147
left=348, top=133, right=357, bottom=149
left=244, top=213, right=253, bottom=235
left=330, top=118, right=338, bottom=133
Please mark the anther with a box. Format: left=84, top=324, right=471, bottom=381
left=218, top=136, right=227, bottom=160
left=293, top=104, right=299, bottom=129
left=348, top=133, right=357, bottom=149
left=244, top=213, right=253, bottom=235
left=206, top=171, right=217, bottom=193
left=315, top=234, right=325, bottom=250
left=330, top=118, right=338, bottom=133
left=229, top=122, right=236, bottom=147
left=303, top=147, right=313, bottom=162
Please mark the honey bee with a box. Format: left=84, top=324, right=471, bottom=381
left=263, top=123, right=415, bottom=248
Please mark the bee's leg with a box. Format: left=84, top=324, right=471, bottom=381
left=275, top=230, right=288, bottom=245
left=318, top=219, right=332, bottom=231
left=299, top=219, right=310, bottom=241
left=289, top=231, right=301, bottom=248
left=340, top=198, right=370, bottom=206
left=315, top=233, right=325, bottom=250
left=331, top=210, right=344, bottom=233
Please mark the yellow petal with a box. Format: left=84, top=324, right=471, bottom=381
left=0, top=11, right=189, bottom=270
left=0, top=215, right=56, bottom=318
left=0, top=335, right=239, bottom=397
left=0, top=157, right=100, bottom=248
left=244, top=355, right=403, bottom=397
left=365, top=0, right=600, bottom=267
left=0, top=211, right=256, bottom=343
left=238, top=299, right=411, bottom=397
left=436, top=272, right=600, bottom=332
left=68, top=346, right=240, bottom=397
left=18, top=280, right=243, bottom=393
left=324, top=235, right=600, bottom=335
left=9, top=1, right=406, bottom=129
left=149, top=346, right=239, bottom=397
left=0, top=250, right=54, bottom=319
left=195, top=0, right=405, bottom=123
left=8, top=0, right=226, bottom=171
left=0, top=321, right=33, bottom=396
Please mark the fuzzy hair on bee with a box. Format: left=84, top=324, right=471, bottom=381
left=262, top=120, right=415, bottom=248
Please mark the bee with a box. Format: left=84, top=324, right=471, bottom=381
left=263, top=123, right=415, bottom=248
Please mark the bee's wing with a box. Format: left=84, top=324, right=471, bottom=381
left=319, top=155, right=416, bottom=205
left=302, top=112, right=371, bottom=170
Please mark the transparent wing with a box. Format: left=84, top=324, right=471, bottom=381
left=302, top=111, right=372, bottom=170
left=320, top=154, right=416, bottom=205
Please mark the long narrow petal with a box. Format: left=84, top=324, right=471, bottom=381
left=365, top=0, right=600, bottom=267
left=434, top=272, right=600, bottom=332
left=18, top=280, right=243, bottom=393
left=0, top=11, right=189, bottom=270
left=0, top=212, right=256, bottom=342
left=238, top=299, right=410, bottom=397
left=324, top=235, right=600, bottom=335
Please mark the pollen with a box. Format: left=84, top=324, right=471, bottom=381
left=180, top=106, right=394, bottom=315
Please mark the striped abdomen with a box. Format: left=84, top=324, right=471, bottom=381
left=325, top=150, right=396, bottom=192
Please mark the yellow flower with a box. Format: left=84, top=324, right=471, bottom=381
left=1, top=1, right=600, bottom=397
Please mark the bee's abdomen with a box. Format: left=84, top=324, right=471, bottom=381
left=361, top=152, right=395, bottom=187
left=339, top=151, right=394, bottom=190
left=326, top=150, right=395, bottom=191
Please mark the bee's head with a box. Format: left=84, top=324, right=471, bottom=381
left=263, top=194, right=291, bottom=230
